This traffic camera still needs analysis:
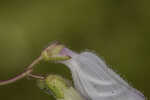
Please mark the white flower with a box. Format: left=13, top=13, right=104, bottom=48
left=41, top=42, right=145, bottom=100
left=61, top=49, right=145, bottom=100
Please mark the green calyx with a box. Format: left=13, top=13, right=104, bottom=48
left=41, top=42, right=70, bottom=61
left=37, top=75, right=69, bottom=99
left=45, top=75, right=69, bottom=99
left=37, top=75, right=84, bottom=100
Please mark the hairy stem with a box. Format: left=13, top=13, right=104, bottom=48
left=0, top=56, right=42, bottom=85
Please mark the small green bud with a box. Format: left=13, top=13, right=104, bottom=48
left=45, top=75, right=68, bottom=99
left=37, top=75, right=69, bottom=99
left=41, top=42, right=70, bottom=61
left=37, top=75, right=85, bottom=100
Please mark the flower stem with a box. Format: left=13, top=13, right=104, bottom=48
left=0, top=56, right=42, bottom=85
left=28, top=73, right=45, bottom=80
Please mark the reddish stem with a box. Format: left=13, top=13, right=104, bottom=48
left=0, top=56, right=42, bottom=85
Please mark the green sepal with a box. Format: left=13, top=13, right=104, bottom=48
left=41, top=43, right=70, bottom=61
left=37, top=79, right=54, bottom=97
left=37, top=75, right=69, bottom=99
left=37, top=75, right=84, bottom=100
left=45, top=75, right=68, bottom=99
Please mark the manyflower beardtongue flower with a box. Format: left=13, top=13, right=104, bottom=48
left=60, top=48, right=145, bottom=100
left=41, top=42, right=145, bottom=100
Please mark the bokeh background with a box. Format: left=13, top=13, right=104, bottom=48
left=0, top=0, right=149, bottom=100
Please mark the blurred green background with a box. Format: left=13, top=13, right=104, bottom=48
left=0, top=0, right=149, bottom=100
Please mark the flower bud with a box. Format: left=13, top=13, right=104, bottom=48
left=37, top=75, right=85, bottom=100
left=41, top=42, right=70, bottom=61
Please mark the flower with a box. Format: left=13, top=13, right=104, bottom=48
left=41, top=42, right=145, bottom=100
left=60, top=49, right=145, bottom=100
